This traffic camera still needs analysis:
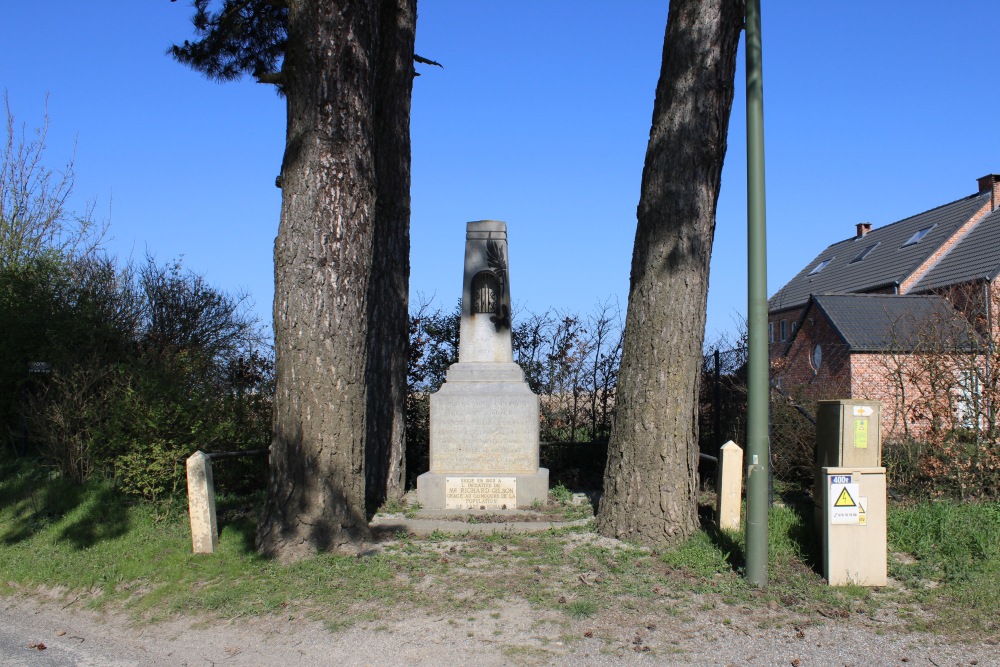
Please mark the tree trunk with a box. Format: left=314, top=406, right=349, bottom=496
left=257, top=0, right=414, bottom=560
left=366, top=0, right=415, bottom=512
left=596, top=0, right=743, bottom=547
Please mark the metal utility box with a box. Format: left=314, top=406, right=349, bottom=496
left=820, top=467, right=887, bottom=586
left=816, top=399, right=882, bottom=470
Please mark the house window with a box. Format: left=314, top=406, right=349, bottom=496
left=810, top=344, right=823, bottom=373
left=850, top=242, right=880, bottom=263
left=902, top=225, right=935, bottom=247
left=471, top=271, right=499, bottom=314
left=779, top=320, right=788, bottom=341
left=808, top=259, right=832, bottom=275
left=768, top=322, right=774, bottom=343
left=954, top=370, right=980, bottom=429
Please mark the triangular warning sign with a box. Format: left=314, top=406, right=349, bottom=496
left=834, top=487, right=856, bottom=507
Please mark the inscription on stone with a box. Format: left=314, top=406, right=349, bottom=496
left=445, top=477, right=517, bottom=510
left=431, top=395, right=537, bottom=473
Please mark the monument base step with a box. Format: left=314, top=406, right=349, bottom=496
left=416, top=469, right=549, bottom=510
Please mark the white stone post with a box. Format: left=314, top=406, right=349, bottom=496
left=716, top=441, right=744, bottom=531
left=186, top=451, right=218, bottom=554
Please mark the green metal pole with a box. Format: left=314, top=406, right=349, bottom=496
left=744, top=0, right=770, bottom=587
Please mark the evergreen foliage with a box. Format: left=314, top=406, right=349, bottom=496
left=169, top=0, right=289, bottom=87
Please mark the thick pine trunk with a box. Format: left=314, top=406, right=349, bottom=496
left=366, top=0, right=415, bottom=512
left=257, top=0, right=414, bottom=560
left=596, top=0, right=743, bottom=547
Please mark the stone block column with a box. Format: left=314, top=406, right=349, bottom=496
left=186, top=451, right=219, bottom=554
left=716, top=440, right=743, bottom=531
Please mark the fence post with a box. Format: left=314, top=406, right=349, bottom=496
left=713, top=349, right=722, bottom=447
left=716, top=440, right=744, bottom=531
left=186, top=451, right=218, bottom=554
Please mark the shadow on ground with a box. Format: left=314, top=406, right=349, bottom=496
left=1, top=460, right=129, bottom=549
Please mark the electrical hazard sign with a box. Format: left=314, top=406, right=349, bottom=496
left=829, top=480, right=860, bottom=525
left=834, top=486, right=857, bottom=507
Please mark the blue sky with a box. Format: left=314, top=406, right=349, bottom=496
left=4, top=1, right=999, bottom=346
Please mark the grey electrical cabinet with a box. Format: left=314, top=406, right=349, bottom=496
left=820, top=466, right=888, bottom=586
left=814, top=400, right=887, bottom=586
left=816, top=399, right=882, bottom=470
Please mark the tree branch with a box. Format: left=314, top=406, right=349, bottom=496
left=254, top=71, right=285, bottom=86
left=414, top=54, right=443, bottom=68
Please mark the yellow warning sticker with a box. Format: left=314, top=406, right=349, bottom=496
left=858, top=497, right=868, bottom=526
left=829, top=482, right=861, bottom=524
left=834, top=486, right=857, bottom=507
left=853, top=418, right=869, bottom=449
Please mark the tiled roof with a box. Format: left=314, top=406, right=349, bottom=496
left=807, top=293, right=979, bottom=353
left=909, top=207, right=1000, bottom=292
left=768, top=192, right=989, bottom=313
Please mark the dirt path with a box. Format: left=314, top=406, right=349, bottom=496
left=2, top=593, right=995, bottom=667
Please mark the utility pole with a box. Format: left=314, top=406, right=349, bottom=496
left=744, top=0, right=770, bottom=587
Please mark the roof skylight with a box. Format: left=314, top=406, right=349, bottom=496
left=808, top=259, right=832, bottom=275
left=850, top=242, right=879, bottom=263
left=902, top=225, right=935, bottom=247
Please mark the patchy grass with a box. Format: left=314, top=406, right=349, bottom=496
left=2, top=458, right=998, bottom=641
left=888, top=499, right=1000, bottom=636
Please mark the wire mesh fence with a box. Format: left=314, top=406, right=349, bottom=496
left=700, top=347, right=817, bottom=490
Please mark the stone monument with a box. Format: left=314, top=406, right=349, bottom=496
left=416, top=221, right=549, bottom=509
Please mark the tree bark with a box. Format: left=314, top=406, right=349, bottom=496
left=256, top=0, right=414, bottom=560
left=596, top=0, right=743, bottom=547
left=365, top=0, right=415, bottom=512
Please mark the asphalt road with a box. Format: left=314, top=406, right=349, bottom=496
left=0, top=602, right=134, bottom=667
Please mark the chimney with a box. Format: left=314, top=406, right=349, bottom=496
left=856, top=222, right=872, bottom=238
left=978, top=174, right=1000, bottom=211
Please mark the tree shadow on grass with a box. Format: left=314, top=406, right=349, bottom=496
left=57, top=485, right=129, bottom=549
left=216, top=492, right=265, bottom=556
left=698, top=490, right=821, bottom=577
left=778, top=488, right=821, bottom=574
left=1, top=462, right=130, bottom=549
left=698, top=502, right=745, bottom=572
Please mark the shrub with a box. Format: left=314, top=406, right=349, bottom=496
left=5, top=254, right=272, bottom=498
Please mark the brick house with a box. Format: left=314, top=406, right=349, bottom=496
left=769, top=174, right=1000, bottom=439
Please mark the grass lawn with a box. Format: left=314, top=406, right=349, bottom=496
left=1, top=459, right=998, bottom=641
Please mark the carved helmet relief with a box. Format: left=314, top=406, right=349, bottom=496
left=469, top=236, right=511, bottom=330
left=472, top=271, right=499, bottom=314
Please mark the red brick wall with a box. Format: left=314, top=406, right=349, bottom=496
left=773, top=306, right=851, bottom=407
left=992, top=280, right=1000, bottom=341
left=850, top=353, right=920, bottom=439
left=851, top=352, right=982, bottom=441
left=768, top=308, right=803, bottom=359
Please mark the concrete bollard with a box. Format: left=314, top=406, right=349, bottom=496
left=716, top=440, right=744, bottom=531
left=186, top=451, right=218, bottom=554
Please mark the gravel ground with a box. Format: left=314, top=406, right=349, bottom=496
left=2, top=593, right=996, bottom=667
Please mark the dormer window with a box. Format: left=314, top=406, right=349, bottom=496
left=902, top=225, right=934, bottom=247
left=808, top=259, right=832, bottom=275
left=850, top=242, right=879, bottom=263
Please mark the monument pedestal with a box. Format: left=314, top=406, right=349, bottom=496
left=416, top=362, right=549, bottom=509
left=416, top=471, right=550, bottom=510
left=416, top=221, right=548, bottom=510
